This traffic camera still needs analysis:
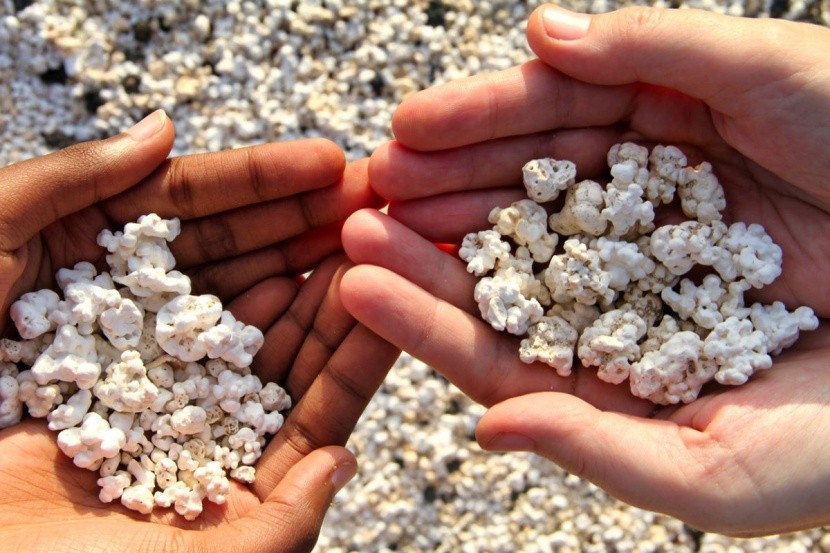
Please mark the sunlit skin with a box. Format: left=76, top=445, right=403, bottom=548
left=0, top=113, right=399, bottom=552
left=341, top=6, right=830, bottom=536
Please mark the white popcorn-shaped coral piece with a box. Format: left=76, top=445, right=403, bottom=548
left=644, top=145, right=686, bottom=205
left=548, top=179, right=607, bottom=237
left=194, top=461, right=230, bottom=504
left=489, top=200, right=557, bottom=263
left=630, top=331, right=717, bottom=404
left=544, top=238, right=613, bottom=306
left=519, top=316, right=578, bottom=376
left=170, top=405, right=208, bottom=435
left=153, top=457, right=178, bottom=490
left=154, top=481, right=205, bottom=520
left=704, top=317, right=772, bottom=386
left=114, top=269, right=192, bottom=300
left=55, top=262, right=98, bottom=291
left=146, top=359, right=176, bottom=389
left=459, top=230, right=511, bottom=276
left=98, top=471, right=132, bottom=503
left=496, top=251, right=551, bottom=307
left=750, top=302, right=819, bottom=355
left=127, top=457, right=156, bottom=489
left=0, top=337, right=46, bottom=365
left=213, top=369, right=263, bottom=411
left=236, top=400, right=285, bottom=435
left=171, top=369, right=211, bottom=402
left=546, top=302, right=601, bottom=335
left=718, top=279, right=752, bottom=320
left=474, top=269, right=544, bottom=335
left=594, top=236, right=655, bottom=292
left=155, top=294, right=222, bottom=361
left=607, top=142, right=649, bottom=169
left=678, top=162, right=726, bottom=224
left=620, top=289, right=664, bottom=329
left=47, top=388, right=92, bottom=431
left=578, top=309, right=647, bottom=384
left=10, top=289, right=60, bottom=339
left=31, top=325, right=101, bottom=389
left=649, top=220, right=727, bottom=276
left=640, top=315, right=681, bottom=354
left=198, top=310, right=265, bottom=368
left=230, top=465, right=257, bottom=483
left=661, top=274, right=727, bottom=330
left=601, top=183, right=654, bottom=237
left=121, top=484, right=155, bottom=515
left=0, top=373, right=22, bottom=429
left=98, top=214, right=181, bottom=276
left=94, top=350, right=159, bottom=413
left=135, top=313, right=164, bottom=362
left=259, top=381, right=292, bottom=412
left=716, top=222, right=783, bottom=288
left=100, top=299, right=144, bottom=350
left=57, top=412, right=127, bottom=469
left=632, top=235, right=679, bottom=294
left=522, top=158, right=576, bottom=202
left=54, top=274, right=121, bottom=334
left=228, top=427, right=263, bottom=465
left=17, top=371, right=63, bottom=418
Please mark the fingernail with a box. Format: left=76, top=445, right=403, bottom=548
left=126, top=109, right=166, bottom=141
left=542, top=6, right=590, bottom=40
left=483, top=433, right=535, bottom=452
left=330, top=462, right=357, bottom=493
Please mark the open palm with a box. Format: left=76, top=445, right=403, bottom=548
left=340, top=7, right=830, bottom=537
left=0, top=115, right=398, bottom=551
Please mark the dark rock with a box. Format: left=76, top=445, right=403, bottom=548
left=369, top=73, right=385, bottom=96
left=122, top=75, right=141, bottom=94
left=769, top=0, right=789, bottom=18
left=156, top=15, right=171, bottom=33
left=683, top=523, right=704, bottom=550
left=797, top=0, right=826, bottom=24
left=743, top=0, right=764, bottom=17
left=83, top=89, right=104, bottom=114
left=13, top=0, right=34, bottom=12
left=447, top=399, right=461, bottom=414
left=41, top=130, right=76, bottom=149
left=39, top=64, right=68, bottom=85
left=426, top=0, right=448, bottom=27
left=134, top=20, right=152, bottom=43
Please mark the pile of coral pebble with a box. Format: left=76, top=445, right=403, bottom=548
left=0, top=214, right=291, bottom=519
left=461, top=143, right=818, bottom=404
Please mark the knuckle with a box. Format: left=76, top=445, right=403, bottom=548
left=615, top=6, right=669, bottom=40
left=163, top=156, right=198, bottom=216
left=242, top=147, right=272, bottom=202
left=191, top=216, right=238, bottom=262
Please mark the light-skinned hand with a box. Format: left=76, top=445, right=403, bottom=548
left=341, top=6, right=830, bottom=536
left=0, top=111, right=399, bottom=551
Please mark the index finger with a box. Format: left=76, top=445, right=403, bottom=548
left=104, top=138, right=346, bottom=222
left=391, top=59, right=636, bottom=151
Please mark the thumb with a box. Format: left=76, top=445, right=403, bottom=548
left=222, top=446, right=357, bottom=553
left=0, top=109, right=174, bottom=251
left=476, top=392, right=732, bottom=530
left=526, top=5, right=828, bottom=108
